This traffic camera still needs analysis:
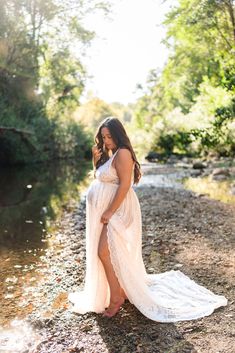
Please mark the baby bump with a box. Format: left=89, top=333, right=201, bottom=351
left=86, top=180, right=119, bottom=211
left=87, top=180, right=140, bottom=226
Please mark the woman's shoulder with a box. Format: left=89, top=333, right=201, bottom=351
left=116, top=147, right=132, bottom=158
left=114, top=148, right=134, bottom=167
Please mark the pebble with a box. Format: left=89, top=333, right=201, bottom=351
left=14, top=160, right=234, bottom=353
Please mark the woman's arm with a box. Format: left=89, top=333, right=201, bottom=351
left=100, top=148, right=134, bottom=224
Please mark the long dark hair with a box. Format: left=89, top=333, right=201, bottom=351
left=94, top=117, right=141, bottom=184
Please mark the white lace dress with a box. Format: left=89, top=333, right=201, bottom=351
left=68, top=149, right=227, bottom=322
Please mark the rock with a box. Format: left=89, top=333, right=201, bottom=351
left=193, top=162, right=207, bottom=170
left=167, top=155, right=179, bottom=164
left=182, top=157, right=191, bottom=164
left=201, top=169, right=212, bottom=177
left=207, top=151, right=220, bottom=159
left=212, top=174, right=228, bottom=181
left=145, top=151, right=166, bottom=162
left=190, top=170, right=202, bottom=177
left=196, top=193, right=209, bottom=198
left=174, top=263, right=183, bottom=268
left=80, top=323, right=92, bottom=332
left=17, top=162, right=234, bottom=353
left=211, top=167, right=231, bottom=180
left=176, top=162, right=191, bottom=169
left=147, top=267, right=155, bottom=273
left=212, top=168, right=230, bottom=176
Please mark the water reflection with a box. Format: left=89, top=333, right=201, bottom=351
left=0, top=160, right=91, bottom=327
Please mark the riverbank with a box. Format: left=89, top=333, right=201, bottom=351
left=1, top=160, right=235, bottom=353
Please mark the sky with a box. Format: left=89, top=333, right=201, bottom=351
left=81, top=0, right=177, bottom=105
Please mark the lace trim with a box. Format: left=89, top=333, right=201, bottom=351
left=106, top=223, right=173, bottom=321
left=106, top=218, right=227, bottom=322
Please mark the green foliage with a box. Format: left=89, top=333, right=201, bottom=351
left=46, top=100, right=93, bottom=160
left=134, top=0, right=235, bottom=158
left=190, top=98, right=235, bottom=155
left=158, top=131, right=193, bottom=156
left=125, top=123, right=156, bottom=161
left=161, top=0, right=235, bottom=111
left=74, top=97, right=115, bottom=133
left=40, top=48, right=86, bottom=105
left=0, top=0, right=107, bottom=165
left=75, top=97, right=134, bottom=135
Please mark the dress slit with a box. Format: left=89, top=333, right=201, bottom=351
left=68, top=150, right=227, bottom=322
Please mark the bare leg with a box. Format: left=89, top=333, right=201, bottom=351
left=98, top=224, right=127, bottom=316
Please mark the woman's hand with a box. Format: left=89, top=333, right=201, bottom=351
left=100, top=209, right=114, bottom=224
left=92, top=145, right=102, bottom=166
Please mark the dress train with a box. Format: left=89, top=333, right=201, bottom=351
left=68, top=149, right=227, bottom=322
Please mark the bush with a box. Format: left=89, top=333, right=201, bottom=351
left=0, top=97, right=92, bottom=165
left=150, top=81, right=235, bottom=157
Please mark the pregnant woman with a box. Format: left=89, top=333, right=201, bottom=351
left=68, top=117, right=227, bottom=320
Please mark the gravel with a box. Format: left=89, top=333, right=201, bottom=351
left=7, top=162, right=235, bottom=353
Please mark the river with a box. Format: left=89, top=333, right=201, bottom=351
left=0, top=160, right=91, bottom=328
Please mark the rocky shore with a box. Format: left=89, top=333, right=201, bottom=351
left=3, top=159, right=235, bottom=353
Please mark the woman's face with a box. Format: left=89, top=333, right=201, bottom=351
left=101, top=127, right=117, bottom=151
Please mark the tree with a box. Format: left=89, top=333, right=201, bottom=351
left=133, top=0, right=235, bottom=156
left=74, top=97, right=115, bottom=132
left=0, top=0, right=109, bottom=164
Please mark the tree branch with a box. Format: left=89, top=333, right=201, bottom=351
left=0, top=126, right=38, bottom=151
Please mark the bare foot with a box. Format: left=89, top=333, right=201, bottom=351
left=102, top=297, right=125, bottom=318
